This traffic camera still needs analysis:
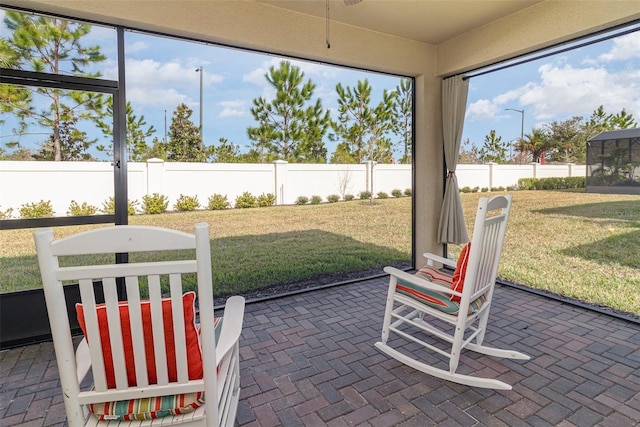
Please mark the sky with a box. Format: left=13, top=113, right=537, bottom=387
left=1, top=10, right=639, bottom=162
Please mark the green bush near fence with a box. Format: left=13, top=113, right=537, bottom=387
left=142, top=193, right=169, bottom=214
left=19, top=200, right=54, bottom=218
left=518, top=176, right=585, bottom=190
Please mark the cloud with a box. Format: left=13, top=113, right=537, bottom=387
left=466, top=99, right=500, bottom=121
left=126, top=41, right=148, bottom=54
left=102, top=58, right=223, bottom=108
left=242, top=57, right=340, bottom=102
left=218, top=100, right=248, bottom=118
left=598, top=32, right=640, bottom=62
left=467, top=60, right=640, bottom=125
left=520, top=63, right=640, bottom=120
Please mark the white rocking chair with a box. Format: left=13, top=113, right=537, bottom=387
left=376, top=195, right=529, bottom=390
left=34, top=222, right=244, bottom=427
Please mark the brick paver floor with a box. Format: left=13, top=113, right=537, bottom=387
left=2, top=276, right=639, bottom=426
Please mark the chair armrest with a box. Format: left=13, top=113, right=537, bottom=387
left=383, top=266, right=459, bottom=298
left=216, top=295, right=245, bottom=364
left=423, top=252, right=456, bottom=269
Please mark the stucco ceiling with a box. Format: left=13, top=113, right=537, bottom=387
left=259, top=0, right=543, bottom=45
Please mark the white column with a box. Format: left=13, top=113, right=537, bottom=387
left=488, top=162, right=497, bottom=190
left=530, top=162, right=538, bottom=179
left=146, top=158, right=165, bottom=196
left=273, top=160, right=288, bottom=205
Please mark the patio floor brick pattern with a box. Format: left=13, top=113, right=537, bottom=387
left=1, top=276, right=639, bottom=426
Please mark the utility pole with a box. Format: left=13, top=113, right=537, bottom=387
left=196, top=66, right=203, bottom=141
left=505, top=108, right=524, bottom=163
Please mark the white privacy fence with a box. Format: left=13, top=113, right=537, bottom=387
left=0, top=160, right=585, bottom=217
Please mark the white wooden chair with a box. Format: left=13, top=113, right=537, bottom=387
left=376, top=195, right=529, bottom=390
left=34, top=222, right=244, bottom=427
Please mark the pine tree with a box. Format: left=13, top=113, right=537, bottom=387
left=393, top=78, right=413, bottom=164
left=164, top=103, right=207, bottom=162
left=479, top=130, right=508, bottom=163
left=332, top=79, right=397, bottom=164
left=96, top=101, right=156, bottom=161
left=247, top=61, right=331, bottom=162
left=2, top=11, right=107, bottom=161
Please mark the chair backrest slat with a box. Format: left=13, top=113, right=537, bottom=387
left=148, top=276, right=169, bottom=385
left=170, top=274, right=190, bottom=384
left=102, top=277, right=128, bottom=390
left=77, top=277, right=108, bottom=392
left=125, top=276, right=149, bottom=388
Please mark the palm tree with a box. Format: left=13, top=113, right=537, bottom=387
left=515, top=128, right=550, bottom=163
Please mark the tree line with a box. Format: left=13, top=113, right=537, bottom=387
left=0, top=11, right=412, bottom=164
left=2, top=11, right=636, bottom=166
left=461, top=106, right=637, bottom=165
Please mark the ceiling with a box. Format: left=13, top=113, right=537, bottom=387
left=259, top=0, right=543, bottom=45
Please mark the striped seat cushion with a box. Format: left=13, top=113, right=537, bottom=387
left=396, top=266, right=485, bottom=315
left=88, top=392, right=205, bottom=421
left=88, top=317, right=223, bottom=421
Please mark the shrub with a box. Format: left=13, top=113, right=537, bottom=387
left=506, top=185, right=517, bottom=191
left=207, top=194, right=230, bottom=210
left=20, top=200, right=54, bottom=218
left=296, top=196, right=309, bottom=205
left=174, top=194, right=200, bottom=211
left=257, top=193, right=276, bottom=207
left=460, top=186, right=471, bottom=193
left=481, top=187, right=489, bottom=192
left=391, top=189, right=403, bottom=198
left=327, top=194, right=340, bottom=203
left=100, top=197, right=138, bottom=215
left=344, top=194, right=355, bottom=201
left=359, top=191, right=372, bottom=200
left=67, top=200, right=98, bottom=216
left=565, top=176, right=585, bottom=188
left=234, top=192, right=257, bottom=209
left=141, top=193, right=169, bottom=214
left=310, top=195, right=322, bottom=205
left=404, top=188, right=412, bottom=197
left=0, top=207, right=14, bottom=219
left=517, top=177, right=585, bottom=191
left=494, top=186, right=505, bottom=192
left=518, top=178, right=537, bottom=190
left=472, top=186, right=480, bottom=193
left=376, top=191, right=389, bottom=199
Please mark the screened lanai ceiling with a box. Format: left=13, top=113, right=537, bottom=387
left=259, top=0, right=543, bottom=44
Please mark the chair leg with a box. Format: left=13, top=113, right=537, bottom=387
left=380, top=277, right=399, bottom=345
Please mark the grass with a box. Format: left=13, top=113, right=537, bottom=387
left=1, top=191, right=638, bottom=315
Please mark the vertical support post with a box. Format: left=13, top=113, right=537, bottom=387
left=114, top=27, right=128, bottom=298
left=273, top=160, right=288, bottom=205
left=146, top=158, right=165, bottom=197
left=365, top=160, right=374, bottom=193
left=488, top=162, right=496, bottom=190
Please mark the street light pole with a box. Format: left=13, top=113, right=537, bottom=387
left=505, top=108, right=524, bottom=162
left=195, top=66, right=203, bottom=141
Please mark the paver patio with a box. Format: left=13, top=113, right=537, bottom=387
left=2, top=276, right=639, bottom=426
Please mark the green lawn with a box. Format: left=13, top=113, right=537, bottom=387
left=1, top=190, right=639, bottom=314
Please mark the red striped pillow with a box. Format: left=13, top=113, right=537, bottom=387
left=450, top=243, right=471, bottom=302
left=76, top=292, right=202, bottom=389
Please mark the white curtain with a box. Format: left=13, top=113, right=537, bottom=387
left=437, top=76, right=470, bottom=244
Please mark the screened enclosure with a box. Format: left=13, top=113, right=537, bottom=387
left=586, top=128, right=640, bottom=195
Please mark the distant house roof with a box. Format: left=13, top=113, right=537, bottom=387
left=588, top=128, right=640, bottom=142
